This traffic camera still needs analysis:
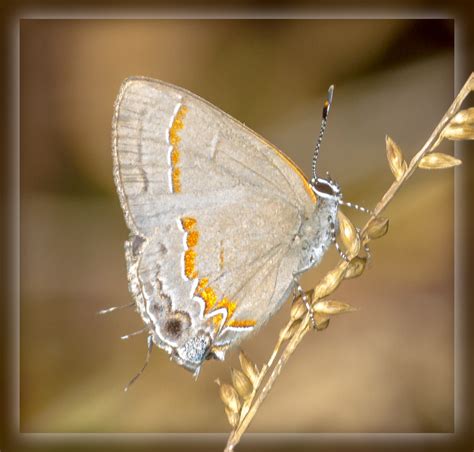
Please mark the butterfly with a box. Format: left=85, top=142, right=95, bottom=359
left=108, top=77, right=367, bottom=383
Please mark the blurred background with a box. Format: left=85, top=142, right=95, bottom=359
left=20, top=18, right=455, bottom=438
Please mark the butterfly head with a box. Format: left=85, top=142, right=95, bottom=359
left=311, top=173, right=342, bottom=204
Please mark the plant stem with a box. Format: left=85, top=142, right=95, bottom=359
left=224, top=72, right=473, bottom=452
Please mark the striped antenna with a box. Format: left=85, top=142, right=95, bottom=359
left=312, top=85, right=334, bottom=182
left=339, top=200, right=374, bottom=216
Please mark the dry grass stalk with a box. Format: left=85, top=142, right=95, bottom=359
left=385, top=135, right=408, bottom=181
left=220, top=73, right=473, bottom=452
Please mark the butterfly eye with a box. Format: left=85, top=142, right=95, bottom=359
left=313, top=179, right=337, bottom=196
left=314, top=181, right=333, bottom=195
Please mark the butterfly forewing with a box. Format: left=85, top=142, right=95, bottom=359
left=112, top=77, right=317, bottom=363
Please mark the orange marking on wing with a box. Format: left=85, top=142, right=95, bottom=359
left=172, top=167, right=181, bottom=193
left=171, top=148, right=180, bottom=166
left=274, top=148, right=316, bottom=203
left=253, top=136, right=316, bottom=204
left=179, top=216, right=256, bottom=331
left=169, top=105, right=188, bottom=193
left=211, top=297, right=251, bottom=331
left=181, top=217, right=197, bottom=231
left=212, top=313, right=223, bottom=328
left=211, top=298, right=237, bottom=329
left=196, top=277, right=208, bottom=291
left=186, top=230, right=199, bottom=248
left=215, top=298, right=236, bottom=318
left=197, top=284, right=218, bottom=313
left=169, top=106, right=187, bottom=145
left=184, top=249, right=198, bottom=279
left=227, top=319, right=257, bottom=328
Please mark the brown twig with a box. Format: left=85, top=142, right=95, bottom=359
left=222, top=73, right=473, bottom=452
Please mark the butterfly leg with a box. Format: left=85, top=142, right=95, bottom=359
left=329, top=217, right=350, bottom=262
left=293, top=277, right=316, bottom=329
left=124, top=335, right=153, bottom=392
left=364, top=242, right=372, bottom=262
left=356, top=226, right=372, bottom=263
left=97, top=302, right=135, bottom=316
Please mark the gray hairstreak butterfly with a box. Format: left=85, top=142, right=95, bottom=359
left=107, top=77, right=369, bottom=384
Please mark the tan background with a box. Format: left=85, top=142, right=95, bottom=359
left=20, top=19, right=454, bottom=434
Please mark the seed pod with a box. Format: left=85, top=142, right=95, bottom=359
left=418, top=152, right=462, bottom=169
left=290, top=295, right=307, bottom=321
left=442, top=108, right=474, bottom=140
left=314, top=313, right=330, bottom=331
left=225, top=406, right=240, bottom=428
left=386, top=135, right=407, bottom=181
left=216, top=379, right=241, bottom=413
left=230, top=368, right=253, bottom=400
left=344, top=256, right=366, bottom=279
left=367, top=216, right=389, bottom=240
left=313, top=300, right=358, bottom=315
left=312, top=265, right=345, bottom=301
left=238, top=351, right=259, bottom=387
left=338, top=211, right=360, bottom=257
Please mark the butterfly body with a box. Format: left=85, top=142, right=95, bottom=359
left=112, top=77, right=340, bottom=374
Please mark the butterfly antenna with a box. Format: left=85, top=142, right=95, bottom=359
left=312, top=85, right=334, bottom=183
left=339, top=199, right=374, bottom=217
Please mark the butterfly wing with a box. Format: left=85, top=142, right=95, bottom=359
left=113, top=77, right=317, bottom=365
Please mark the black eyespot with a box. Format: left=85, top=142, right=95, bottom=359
left=165, top=319, right=183, bottom=337
left=162, top=311, right=191, bottom=340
